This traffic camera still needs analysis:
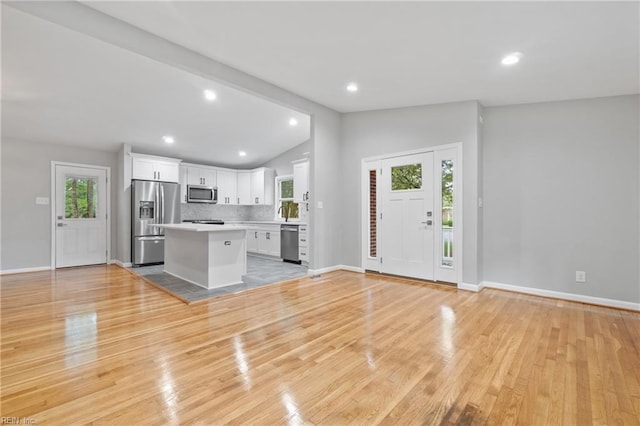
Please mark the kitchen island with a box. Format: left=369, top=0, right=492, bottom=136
left=153, top=223, right=253, bottom=289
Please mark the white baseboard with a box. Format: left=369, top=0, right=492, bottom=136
left=0, top=266, right=52, bottom=275
left=308, top=265, right=365, bottom=276
left=457, top=282, right=485, bottom=292
left=110, top=259, right=132, bottom=268
left=482, top=280, right=640, bottom=311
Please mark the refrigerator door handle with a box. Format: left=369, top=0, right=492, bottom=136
left=159, top=184, right=165, bottom=229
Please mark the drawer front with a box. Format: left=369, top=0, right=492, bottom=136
left=299, top=249, right=309, bottom=261
left=298, top=234, right=308, bottom=246
left=299, top=225, right=307, bottom=233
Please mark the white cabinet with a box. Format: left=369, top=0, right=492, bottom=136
left=172, top=160, right=274, bottom=206
left=246, top=225, right=281, bottom=257
left=217, top=169, right=237, bottom=205
left=180, top=164, right=217, bottom=203
left=299, top=224, right=309, bottom=263
left=131, top=153, right=181, bottom=183
left=293, top=160, right=310, bottom=203
left=179, top=166, right=188, bottom=203
left=250, top=168, right=275, bottom=205
left=247, top=229, right=259, bottom=252
left=186, top=166, right=216, bottom=187
left=237, top=172, right=251, bottom=205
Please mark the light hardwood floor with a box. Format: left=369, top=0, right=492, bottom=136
left=1, top=265, right=639, bottom=425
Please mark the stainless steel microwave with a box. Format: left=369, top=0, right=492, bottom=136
left=187, top=185, right=218, bottom=203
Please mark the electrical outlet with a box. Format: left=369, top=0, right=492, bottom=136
left=575, top=271, right=586, bottom=283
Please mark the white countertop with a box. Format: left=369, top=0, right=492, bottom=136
left=226, top=220, right=308, bottom=226
left=153, top=223, right=251, bottom=232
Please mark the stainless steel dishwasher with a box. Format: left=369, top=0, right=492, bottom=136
left=281, top=224, right=300, bottom=264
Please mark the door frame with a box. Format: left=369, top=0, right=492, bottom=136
left=50, top=161, right=111, bottom=268
left=360, top=142, right=463, bottom=286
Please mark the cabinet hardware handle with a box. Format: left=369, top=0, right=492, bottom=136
left=224, top=241, right=231, bottom=245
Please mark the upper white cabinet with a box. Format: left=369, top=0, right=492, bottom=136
left=293, top=160, right=310, bottom=203
left=186, top=165, right=216, bottom=187
left=237, top=171, right=251, bottom=205
left=179, top=164, right=218, bottom=203
left=131, top=153, right=181, bottom=183
left=174, top=159, right=274, bottom=205
left=250, top=168, right=275, bottom=205
left=217, top=169, right=237, bottom=205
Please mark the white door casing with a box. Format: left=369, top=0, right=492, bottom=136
left=53, top=163, right=109, bottom=268
left=380, top=152, right=434, bottom=280
left=361, top=144, right=461, bottom=285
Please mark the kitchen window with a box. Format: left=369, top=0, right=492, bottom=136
left=276, top=176, right=299, bottom=220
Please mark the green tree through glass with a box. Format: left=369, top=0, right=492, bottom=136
left=391, top=164, right=422, bottom=190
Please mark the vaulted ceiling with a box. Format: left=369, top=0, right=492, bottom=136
left=2, top=1, right=638, bottom=166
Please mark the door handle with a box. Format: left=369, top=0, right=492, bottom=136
left=421, top=220, right=433, bottom=225
left=57, top=223, right=67, bottom=227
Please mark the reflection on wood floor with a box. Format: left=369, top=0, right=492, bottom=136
left=1, top=265, right=639, bottom=424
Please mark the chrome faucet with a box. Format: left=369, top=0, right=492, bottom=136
left=277, top=204, right=289, bottom=222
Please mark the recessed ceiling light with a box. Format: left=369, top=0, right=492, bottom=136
left=204, top=90, right=217, bottom=101
left=238, top=151, right=247, bottom=157
left=289, top=118, right=298, bottom=126
left=162, top=135, right=174, bottom=144
left=346, top=82, right=358, bottom=92
left=501, top=52, right=522, bottom=66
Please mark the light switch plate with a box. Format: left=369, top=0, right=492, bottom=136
left=35, top=197, right=49, bottom=205
left=317, top=201, right=323, bottom=209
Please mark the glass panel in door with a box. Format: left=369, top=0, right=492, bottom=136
left=441, top=160, right=453, bottom=267
left=65, top=176, right=98, bottom=219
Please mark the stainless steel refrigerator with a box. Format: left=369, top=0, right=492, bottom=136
left=131, top=180, right=181, bottom=266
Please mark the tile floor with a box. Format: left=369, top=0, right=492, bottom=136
left=131, top=255, right=308, bottom=303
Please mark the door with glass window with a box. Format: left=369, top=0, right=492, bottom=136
left=55, top=164, right=108, bottom=267
left=380, top=152, right=434, bottom=280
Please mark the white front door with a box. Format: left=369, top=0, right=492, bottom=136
left=380, top=152, right=434, bottom=280
left=54, top=164, right=108, bottom=268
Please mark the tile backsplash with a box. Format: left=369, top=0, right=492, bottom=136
left=181, top=204, right=275, bottom=221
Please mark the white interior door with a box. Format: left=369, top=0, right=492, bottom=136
left=380, top=152, right=434, bottom=280
left=55, top=164, right=108, bottom=268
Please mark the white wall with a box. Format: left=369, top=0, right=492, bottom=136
left=340, top=101, right=482, bottom=284
left=261, top=140, right=310, bottom=177
left=483, top=95, right=639, bottom=303
left=0, top=139, right=118, bottom=270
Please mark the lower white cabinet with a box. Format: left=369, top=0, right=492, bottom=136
left=246, top=225, right=281, bottom=257
left=298, top=224, right=309, bottom=262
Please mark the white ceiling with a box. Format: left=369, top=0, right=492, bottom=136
left=83, top=1, right=639, bottom=112
left=3, top=1, right=638, bottom=163
left=1, top=6, right=310, bottom=168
